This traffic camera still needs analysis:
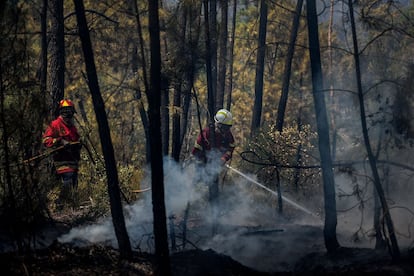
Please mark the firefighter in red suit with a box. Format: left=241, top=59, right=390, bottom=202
left=43, top=99, right=81, bottom=207
left=192, top=108, right=235, bottom=165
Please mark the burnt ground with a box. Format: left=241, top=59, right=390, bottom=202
left=1, top=216, right=414, bottom=275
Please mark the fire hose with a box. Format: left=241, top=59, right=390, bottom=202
left=1, top=141, right=82, bottom=169
left=225, top=164, right=319, bottom=218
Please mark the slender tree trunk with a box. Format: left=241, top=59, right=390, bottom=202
left=348, top=0, right=400, bottom=259
left=39, top=0, right=48, bottom=97
left=159, top=0, right=170, bottom=157
left=171, top=82, right=181, bottom=162
left=210, top=0, right=218, bottom=113
left=274, top=0, right=303, bottom=214
left=170, top=3, right=184, bottom=162
left=0, top=63, right=21, bottom=252
left=225, top=0, right=237, bottom=110
left=179, top=2, right=201, bottom=148
left=161, top=76, right=169, bottom=156
left=132, top=0, right=151, bottom=163
left=250, top=0, right=268, bottom=136
left=148, top=0, right=171, bottom=274
left=73, top=0, right=132, bottom=259
left=204, top=0, right=215, bottom=119
left=49, top=0, right=64, bottom=118
left=293, top=76, right=304, bottom=192
left=217, top=0, right=228, bottom=109
left=306, top=0, right=340, bottom=253
left=276, top=0, right=303, bottom=131
left=328, top=0, right=337, bottom=161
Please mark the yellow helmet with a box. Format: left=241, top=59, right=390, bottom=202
left=59, top=99, right=75, bottom=108
left=214, top=109, right=233, bottom=126
left=59, top=99, right=76, bottom=115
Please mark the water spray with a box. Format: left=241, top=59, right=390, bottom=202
left=225, top=164, right=319, bottom=218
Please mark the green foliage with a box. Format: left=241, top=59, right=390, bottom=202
left=241, top=123, right=321, bottom=195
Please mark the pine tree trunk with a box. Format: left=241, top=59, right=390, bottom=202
left=276, top=0, right=303, bottom=131
left=306, top=0, right=340, bottom=253
left=148, top=0, right=171, bottom=274
left=348, top=0, right=400, bottom=259
left=39, top=0, right=47, bottom=97
left=217, top=0, right=228, bottom=109
left=49, top=0, right=65, bottom=118
left=225, top=0, right=237, bottom=110
left=73, top=0, right=132, bottom=260
left=250, top=0, right=268, bottom=136
left=204, top=0, right=216, bottom=119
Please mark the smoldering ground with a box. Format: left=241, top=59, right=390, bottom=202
left=58, top=155, right=414, bottom=272
left=58, top=156, right=323, bottom=271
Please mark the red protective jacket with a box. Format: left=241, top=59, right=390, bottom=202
left=43, top=116, right=81, bottom=174
left=192, top=126, right=235, bottom=162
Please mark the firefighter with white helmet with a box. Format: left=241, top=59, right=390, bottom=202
left=214, top=108, right=233, bottom=126
left=192, top=108, right=235, bottom=165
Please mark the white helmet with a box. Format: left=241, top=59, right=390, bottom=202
left=214, top=109, right=233, bottom=126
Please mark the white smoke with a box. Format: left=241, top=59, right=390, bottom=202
left=58, top=156, right=235, bottom=250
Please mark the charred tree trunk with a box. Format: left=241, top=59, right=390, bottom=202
left=132, top=0, right=151, bottom=163
left=39, top=0, right=48, bottom=97
left=250, top=0, right=268, bottom=136
left=328, top=0, right=337, bottom=161
left=217, top=0, right=228, bottom=109
left=171, top=82, right=181, bottom=162
left=161, top=76, right=169, bottom=156
left=73, top=0, right=132, bottom=259
left=306, top=0, right=340, bottom=253
left=210, top=0, right=218, bottom=113
left=225, top=0, right=237, bottom=110
left=274, top=0, right=303, bottom=214
left=0, top=63, right=21, bottom=251
left=348, top=0, right=400, bottom=259
left=203, top=2, right=219, bottom=233
left=159, top=0, right=170, bottom=157
left=49, top=0, right=65, bottom=118
left=293, top=76, right=304, bottom=192
left=148, top=0, right=171, bottom=274
left=204, top=0, right=215, bottom=119
left=276, top=0, right=303, bottom=131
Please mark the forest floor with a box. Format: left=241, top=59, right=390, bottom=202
left=1, top=208, right=414, bottom=275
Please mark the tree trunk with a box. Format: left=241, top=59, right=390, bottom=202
left=0, top=63, right=21, bottom=252
left=204, top=0, right=216, bottom=119
left=210, top=0, right=218, bottom=113
left=148, top=0, right=171, bottom=274
left=161, top=75, right=169, bottom=156
left=171, top=83, right=181, bottom=162
left=306, top=0, right=340, bottom=253
left=73, top=0, right=132, bottom=259
left=49, top=0, right=65, bottom=118
left=328, top=0, right=337, bottom=161
left=348, top=0, right=400, bottom=259
left=159, top=0, right=170, bottom=157
left=225, top=0, right=237, bottom=110
left=276, top=0, right=303, bottom=131
left=293, top=76, right=304, bottom=192
left=39, top=0, right=48, bottom=97
left=274, top=0, right=303, bottom=214
left=216, top=0, right=228, bottom=109
left=250, top=0, right=268, bottom=136
left=132, top=0, right=151, bottom=163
